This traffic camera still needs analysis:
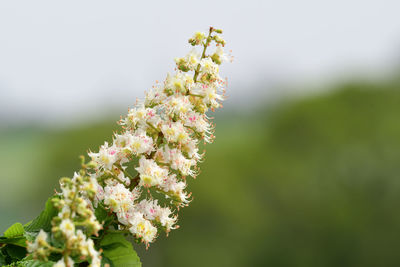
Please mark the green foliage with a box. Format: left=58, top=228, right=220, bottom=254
left=0, top=198, right=60, bottom=266
left=20, top=260, right=55, bottom=267
left=1, top=222, right=28, bottom=265
left=24, top=197, right=58, bottom=233
left=0, top=244, right=27, bottom=265
left=95, top=203, right=109, bottom=224
left=0, top=222, right=26, bottom=248
left=4, top=245, right=26, bottom=261
left=100, top=233, right=141, bottom=267
left=95, top=202, right=115, bottom=228
left=4, top=223, right=24, bottom=239
left=0, top=250, right=7, bottom=266
left=4, top=259, right=55, bottom=267
left=0, top=237, right=26, bottom=248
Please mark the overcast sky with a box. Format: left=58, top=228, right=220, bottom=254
left=0, top=0, right=399, bottom=125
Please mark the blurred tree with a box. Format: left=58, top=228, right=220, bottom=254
left=1, top=80, right=400, bottom=266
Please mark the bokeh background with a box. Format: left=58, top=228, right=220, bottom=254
left=1, top=1, right=400, bottom=266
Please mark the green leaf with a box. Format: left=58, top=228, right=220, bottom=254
left=24, top=197, right=58, bottom=232
left=4, top=259, right=55, bottom=267
left=22, top=260, right=55, bottom=267
left=101, top=255, right=113, bottom=267
left=100, top=233, right=141, bottom=267
left=0, top=237, right=27, bottom=247
left=95, top=202, right=109, bottom=224
left=4, top=244, right=27, bottom=261
left=1, top=222, right=27, bottom=248
left=4, top=223, right=24, bottom=238
left=0, top=250, right=7, bottom=266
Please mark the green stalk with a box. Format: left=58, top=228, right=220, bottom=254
left=193, top=27, right=213, bottom=82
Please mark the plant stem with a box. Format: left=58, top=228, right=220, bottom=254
left=116, top=164, right=134, bottom=180
left=189, top=93, right=205, bottom=98
left=112, top=174, right=128, bottom=187
left=107, top=229, right=131, bottom=234
left=115, top=164, right=140, bottom=190
left=193, top=27, right=213, bottom=82
left=129, top=174, right=140, bottom=190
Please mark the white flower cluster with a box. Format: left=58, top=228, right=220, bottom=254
left=27, top=27, right=230, bottom=266
left=88, top=27, right=229, bottom=245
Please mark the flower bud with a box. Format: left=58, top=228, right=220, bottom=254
left=174, top=57, right=190, bottom=72
left=211, top=53, right=222, bottom=65
left=214, top=35, right=226, bottom=46
left=188, top=31, right=206, bottom=46
left=60, top=177, right=71, bottom=185
left=87, top=160, right=98, bottom=169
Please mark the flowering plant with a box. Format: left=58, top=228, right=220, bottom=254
left=0, top=27, right=230, bottom=267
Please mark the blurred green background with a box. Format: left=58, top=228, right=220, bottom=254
left=1, top=76, right=400, bottom=266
